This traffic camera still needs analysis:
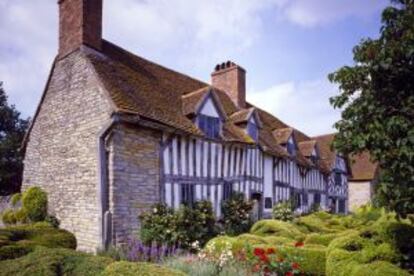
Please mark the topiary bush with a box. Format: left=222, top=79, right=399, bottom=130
left=22, top=187, right=48, bottom=222
left=101, top=261, right=186, bottom=276
left=272, top=201, right=294, bottom=221
left=10, top=193, right=21, bottom=207
left=1, top=209, right=16, bottom=225
left=220, top=192, right=253, bottom=236
left=0, top=224, right=76, bottom=261
left=0, top=247, right=114, bottom=276
left=250, top=219, right=306, bottom=240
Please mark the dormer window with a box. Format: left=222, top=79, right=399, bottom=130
left=286, top=137, right=297, bottom=155
left=195, top=93, right=224, bottom=140
left=198, top=114, right=220, bottom=139
left=247, top=120, right=258, bottom=141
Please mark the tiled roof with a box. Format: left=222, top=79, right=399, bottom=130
left=81, top=41, right=337, bottom=172
left=349, top=151, right=378, bottom=181
left=298, top=140, right=317, bottom=157
left=313, top=134, right=337, bottom=170
left=272, top=128, right=293, bottom=144
left=229, top=108, right=254, bottom=124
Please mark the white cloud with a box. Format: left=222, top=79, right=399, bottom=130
left=247, top=79, right=342, bottom=136
left=278, top=0, right=388, bottom=27
left=0, top=0, right=385, bottom=119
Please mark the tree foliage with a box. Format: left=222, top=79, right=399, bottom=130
left=329, top=0, right=414, bottom=218
left=0, top=82, right=29, bottom=195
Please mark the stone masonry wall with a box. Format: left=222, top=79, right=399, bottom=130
left=108, top=124, right=162, bottom=245
left=348, top=181, right=372, bottom=211
left=22, top=49, right=113, bottom=252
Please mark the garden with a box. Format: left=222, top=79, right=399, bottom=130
left=1, top=188, right=413, bottom=275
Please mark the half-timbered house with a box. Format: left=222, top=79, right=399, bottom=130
left=22, top=0, right=349, bottom=252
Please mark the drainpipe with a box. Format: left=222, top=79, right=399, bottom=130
left=97, top=114, right=120, bottom=250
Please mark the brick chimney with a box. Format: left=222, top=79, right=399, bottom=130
left=211, top=61, right=246, bottom=108
left=58, top=0, right=103, bottom=58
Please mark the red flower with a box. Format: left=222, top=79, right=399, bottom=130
left=254, top=247, right=265, bottom=256
left=285, top=272, right=293, bottom=276
left=292, top=262, right=300, bottom=270
left=259, top=254, right=269, bottom=263
left=295, top=241, right=304, bottom=247
left=266, top=247, right=276, bottom=254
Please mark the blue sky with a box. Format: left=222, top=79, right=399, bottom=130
left=0, top=0, right=388, bottom=136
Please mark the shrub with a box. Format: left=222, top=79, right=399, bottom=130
left=14, top=208, right=28, bottom=223
left=0, top=244, right=32, bottom=260
left=278, top=245, right=326, bottom=276
left=0, top=247, right=114, bottom=276
left=0, top=224, right=76, bottom=260
left=1, top=209, right=16, bottom=225
left=304, top=232, right=340, bottom=246
left=101, top=261, right=186, bottom=276
left=220, top=192, right=253, bottom=236
left=22, top=187, right=48, bottom=222
left=140, top=201, right=218, bottom=250
left=272, top=201, right=294, bottom=221
left=139, top=203, right=178, bottom=246
left=250, top=220, right=305, bottom=240
left=176, top=200, right=217, bottom=248
left=10, top=193, right=21, bottom=207
left=45, top=214, right=60, bottom=228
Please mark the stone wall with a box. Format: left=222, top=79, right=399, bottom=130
left=22, top=49, right=113, bottom=252
left=348, top=181, right=372, bottom=211
left=107, top=123, right=162, bottom=245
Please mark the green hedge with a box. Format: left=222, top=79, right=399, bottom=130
left=22, top=187, right=48, bottom=222
left=0, top=224, right=76, bottom=260
left=101, top=261, right=186, bottom=276
left=0, top=247, right=114, bottom=276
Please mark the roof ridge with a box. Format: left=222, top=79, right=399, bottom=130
left=102, top=40, right=208, bottom=89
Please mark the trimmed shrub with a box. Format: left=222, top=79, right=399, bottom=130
left=220, top=192, right=253, bottom=236
left=0, top=244, right=32, bottom=260
left=0, top=247, right=114, bottom=276
left=10, top=193, right=21, bottom=207
left=250, top=219, right=305, bottom=240
left=22, top=187, right=48, bottom=222
left=0, top=224, right=76, bottom=260
left=45, top=214, right=60, bottom=228
left=272, top=201, right=294, bottom=221
left=279, top=245, right=327, bottom=276
left=304, top=232, right=341, bottom=246
left=14, top=208, right=28, bottom=223
left=101, top=261, right=186, bottom=276
left=1, top=209, right=16, bottom=225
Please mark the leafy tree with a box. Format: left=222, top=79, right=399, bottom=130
left=329, top=0, right=414, bottom=218
left=0, top=82, right=29, bottom=195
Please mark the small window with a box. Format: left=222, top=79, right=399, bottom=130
left=303, top=193, right=308, bottom=205
left=198, top=114, right=220, bottom=139
left=180, top=184, right=195, bottom=207
left=223, top=182, right=233, bottom=201
left=264, top=197, right=272, bottom=209
left=310, top=155, right=318, bottom=164
left=287, top=141, right=296, bottom=155
left=314, top=193, right=321, bottom=204
left=338, top=199, right=346, bottom=213
left=292, top=191, right=301, bottom=208
left=247, top=121, right=258, bottom=141
left=335, top=172, right=342, bottom=186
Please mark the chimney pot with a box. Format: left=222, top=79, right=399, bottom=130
left=211, top=61, right=246, bottom=108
